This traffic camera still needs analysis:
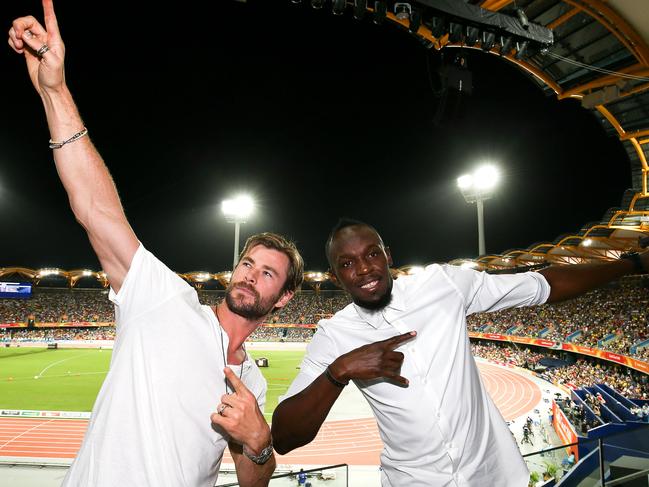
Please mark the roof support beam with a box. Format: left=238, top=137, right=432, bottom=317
left=563, top=0, right=649, bottom=65
left=479, top=0, right=514, bottom=11
left=547, top=7, right=581, bottom=30
left=558, top=64, right=649, bottom=99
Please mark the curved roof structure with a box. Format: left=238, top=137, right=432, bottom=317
left=2, top=1, right=649, bottom=285
left=358, top=0, right=649, bottom=270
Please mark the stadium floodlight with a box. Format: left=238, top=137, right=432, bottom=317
left=221, top=194, right=255, bottom=270
left=457, top=164, right=500, bottom=256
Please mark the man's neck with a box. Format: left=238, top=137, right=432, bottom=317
left=214, top=301, right=263, bottom=360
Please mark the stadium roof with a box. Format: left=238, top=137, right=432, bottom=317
left=364, top=0, right=649, bottom=270
left=2, top=1, right=649, bottom=283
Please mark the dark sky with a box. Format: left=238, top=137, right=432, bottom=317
left=0, top=1, right=630, bottom=274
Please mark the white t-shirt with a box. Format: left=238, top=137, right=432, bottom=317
left=62, top=245, right=266, bottom=487
left=281, top=264, right=550, bottom=487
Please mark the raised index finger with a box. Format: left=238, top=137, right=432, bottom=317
left=384, top=331, right=417, bottom=350
left=42, top=0, right=61, bottom=43
left=223, top=367, right=250, bottom=396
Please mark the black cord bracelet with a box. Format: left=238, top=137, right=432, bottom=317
left=325, top=366, right=349, bottom=388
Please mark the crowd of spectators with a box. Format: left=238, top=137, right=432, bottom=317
left=2, top=278, right=648, bottom=359
left=467, top=279, right=649, bottom=359
left=0, top=289, right=114, bottom=323
left=1, top=327, right=115, bottom=341
left=555, top=397, right=600, bottom=435
left=471, top=340, right=649, bottom=400
left=0, top=289, right=351, bottom=325
left=471, top=341, right=547, bottom=369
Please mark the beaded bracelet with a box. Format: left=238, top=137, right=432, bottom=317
left=49, top=127, right=89, bottom=149
left=325, top=366, right=349, bottom=388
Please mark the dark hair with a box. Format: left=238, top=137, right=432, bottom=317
left=325, top=217, right=383, bottom=268
left=239, top=232, right=304, bottom=294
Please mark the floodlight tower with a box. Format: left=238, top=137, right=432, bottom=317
left=221, top=195, right=255, bottom=270
left=457, top=165, right=500, bottom=257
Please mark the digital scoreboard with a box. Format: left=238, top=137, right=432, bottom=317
left=0, top=282, right=33, bottom=299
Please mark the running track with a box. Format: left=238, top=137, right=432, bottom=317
left=0, top=362, right=541, bottom=465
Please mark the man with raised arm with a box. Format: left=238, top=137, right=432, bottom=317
left=272, top=218, right=648, bottom=487
left=8, top=2, right=304, bottom=486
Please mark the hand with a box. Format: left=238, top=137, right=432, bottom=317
left=329, top=331, right=416, bottom=386
left=211, top=367, right=270, bottom=455
left=8, top=0, right=65, bottom=94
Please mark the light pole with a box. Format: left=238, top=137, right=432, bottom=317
left=221, top=195, right=254, bottom=270
left=457, top=165, right=500, bottom=257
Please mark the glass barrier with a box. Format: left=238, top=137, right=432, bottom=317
left=523, top=422, right=649, bottom=486
left=216, top=463, right=348, bottom=487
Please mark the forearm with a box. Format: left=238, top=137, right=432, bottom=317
left=231, top=442, right=276, bottom=487
left=271, top=373, right=343, bottom=454
left=38, top=85, right=137, bottom=289
left=539, top=259, right=636, bottom=303
left=40, top=85, right=124, bottom=228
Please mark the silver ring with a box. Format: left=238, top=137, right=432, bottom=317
left=36, top=44, right=50, bottom=57
left=217, top=404, right=229, bottom=416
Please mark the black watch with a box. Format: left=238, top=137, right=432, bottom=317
left=243, top=440, right=273, bottom=465
left=620, top=251, right=647, bottom=274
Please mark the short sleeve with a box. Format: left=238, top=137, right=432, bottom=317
left=108, top=244, right=193, bottom=327
left=439, top=264, right=550, bottom=315
left=279, top=324, right=339, bottom=402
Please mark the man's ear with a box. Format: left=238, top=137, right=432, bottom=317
left=273, top=290, right=294, bottom=310
left=385, top=246, right=393, bottom=267
left=328, top=269, right=342, bottom=289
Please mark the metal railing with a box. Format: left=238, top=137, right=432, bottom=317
left=216, top=463, right=348, bottom=487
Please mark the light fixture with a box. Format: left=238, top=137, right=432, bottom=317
left=465, top=26, right=480, bottom=46
left=373, top=1, right=387, bottom=24
left=449, top=22, right=463, bottom=43
left=409, top=9, right=421, bottom=33
left=222, top=195, right=255, bottom=270
left=481, top=31, right=496, bottom=51
left=393, top=2, right=411, bottom=21
left=499, top=36, right=513, bottom=56
left=514, top=40, right=529, bottom=60
left=332, top=0, right=346, bottom=15
left=430, top=16, right=445, bottom=38
left=516, top=8, right=530, bottom=30
left=457, top=164, right=501, bottom=256
left=353, top=0, right=366, bottom=19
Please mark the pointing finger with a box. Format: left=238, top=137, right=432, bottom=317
left=223, top=367, right=250, bottom=396
left=42, top=0, right=62, bottom=44
left=385, top=371, right=409, bottom=386
left=386, top=331, right=417, bottom=349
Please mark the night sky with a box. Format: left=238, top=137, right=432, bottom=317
left=0, top=1, right=630, bottom=275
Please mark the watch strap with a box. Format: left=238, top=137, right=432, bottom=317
left=243, top=439, right=273, bottom=465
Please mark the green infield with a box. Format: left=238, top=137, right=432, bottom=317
left=0, top=347, right=303, bottom=419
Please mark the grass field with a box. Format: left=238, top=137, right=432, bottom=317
left=0, top=348, right=304, bottom=419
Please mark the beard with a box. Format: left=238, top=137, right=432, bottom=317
left=354, top=278, right=394, bottom=311
left=225, top=281, right=280, bottom=320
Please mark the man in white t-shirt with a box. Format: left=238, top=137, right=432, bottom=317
left=272, top=219, right=648, bottom=487
left=8, top=3, right=304, bottom=486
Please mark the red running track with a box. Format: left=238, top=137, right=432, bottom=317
left=0, top=362, right=541, bottom=465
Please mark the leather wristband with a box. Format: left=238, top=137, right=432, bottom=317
left=620, top=251, right=647, bottom=274
left=325, top=366, right=349, bottom=387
